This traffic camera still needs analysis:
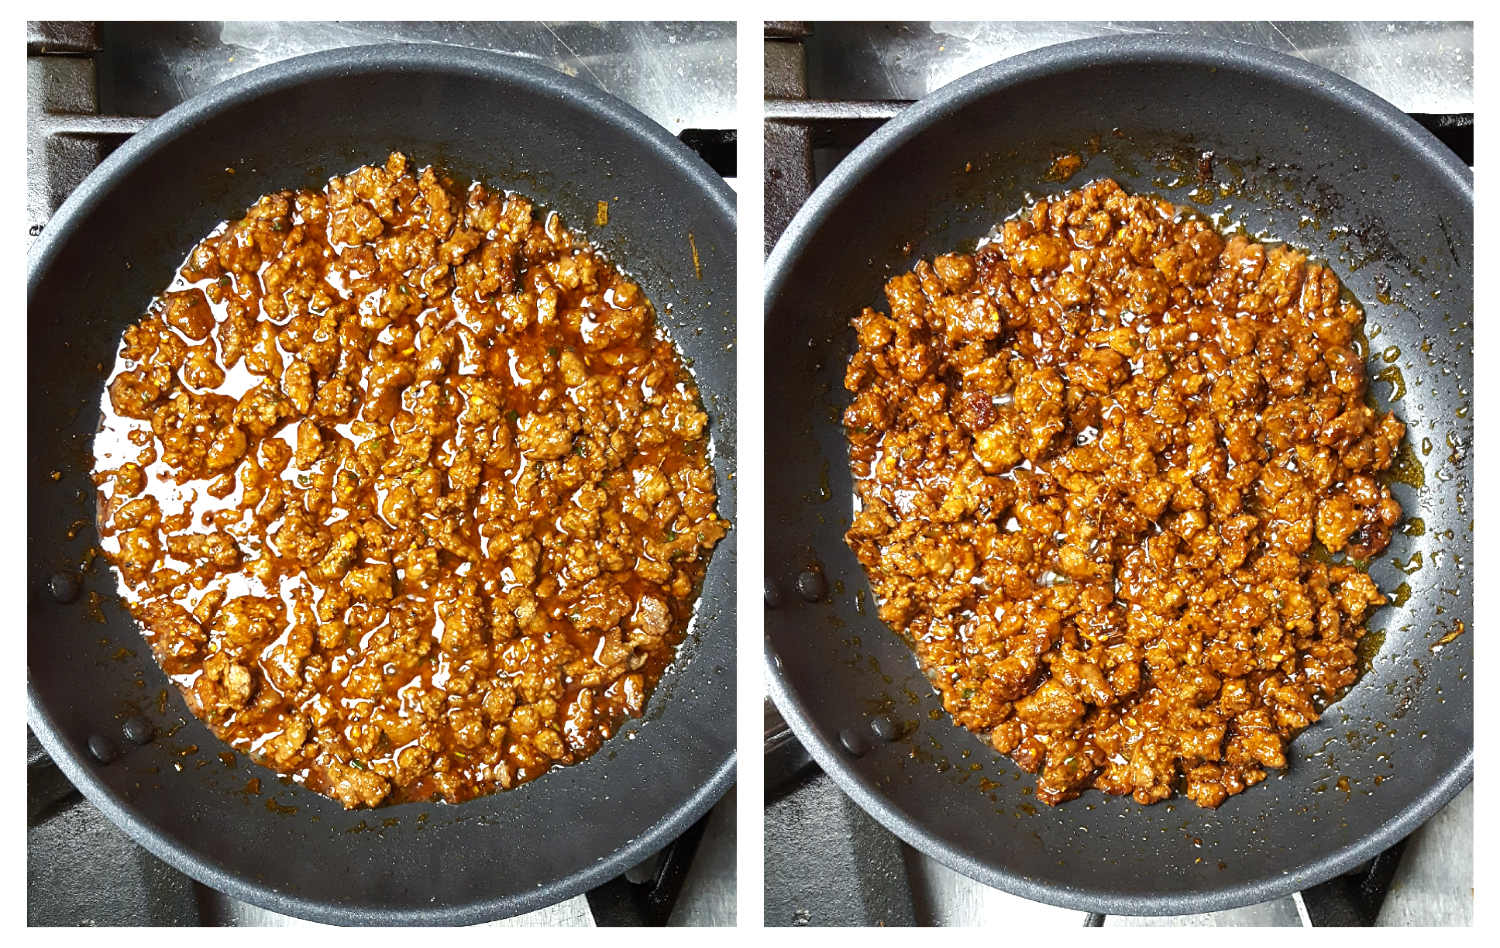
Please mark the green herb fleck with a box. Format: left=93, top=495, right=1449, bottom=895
left=962, top=688, right=975, bottom=699
left=350, top=759, right=365, bottom=770
left=217, top=275, right=231, bottom=288
left=665, top=529, right=677, bottom=541
left=506, top=409, right=519, bottom=422
left=296, top=473, right=311, bottom=487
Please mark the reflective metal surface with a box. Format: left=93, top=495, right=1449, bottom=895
left=98, top=21, right=736, bottom=136
left=1375, top=782, right=1474, bottom=925
left=204, top=785, right=739, bottom=927
left=804, top=21, right=1471, bottom=113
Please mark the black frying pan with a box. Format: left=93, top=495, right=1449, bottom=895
left=764, top=35, right=1470, bottom=916
left=28, top=44, right=736, bottom=925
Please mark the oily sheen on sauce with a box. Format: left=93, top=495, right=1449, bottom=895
left=93, top=153, right=726, bottom=809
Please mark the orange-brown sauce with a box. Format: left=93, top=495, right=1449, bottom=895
left=93, top=153, right=726, bottom=808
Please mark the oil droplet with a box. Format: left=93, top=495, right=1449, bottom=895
left=1402, top=517, right=1425, bottom=537
left=1447, top=431, right=1467, bottom=468
left=1388, top=442, right=1425, bottom=489
left=1391, top=583, right=1411, bottom=606
left=1392, top=552, right=1423, bottom=575
left=594, top=201, right=608, bottom=227
left=1381, top=345, right=1401, bottom=363
left=1421, top=437, right=1433, bottom=456
left=1357, top=629, right=1387, bottom=674
left=1374, top=365, right=1405, bottom=401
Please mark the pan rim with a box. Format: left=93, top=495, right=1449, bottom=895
left=28, top=40, right=736, bottom=926
left=763, top=32, right=1471, bottom=917
left=764, top=641, right=1471, bottom=917
left=765, top=33, right=1469, bottom=302
left=29, top=41, right=737, bottom=278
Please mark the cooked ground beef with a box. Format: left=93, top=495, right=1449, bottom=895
left=94, top=153, right=727, bottom=809
left=843, top=177, right=1402, bottom=807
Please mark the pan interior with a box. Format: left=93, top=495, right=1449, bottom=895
left=764, top=40, right=1470, bottom=915
left=29, top=45, right=736, bottom=925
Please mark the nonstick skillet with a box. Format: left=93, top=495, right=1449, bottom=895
left=28, top=43, right=737, bottom=925
left=764, top=35, right=1470, bottom=916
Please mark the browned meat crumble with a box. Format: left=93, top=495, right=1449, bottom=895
left=844, top=177, right=1401, bottom=807
left=94, top=153, right=726, bottom=808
